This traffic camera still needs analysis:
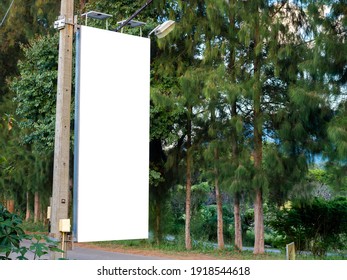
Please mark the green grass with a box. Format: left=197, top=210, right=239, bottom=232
left=89, top=238, right=347, bottom=260
left=20, top=222, right=345, bottom=260
left=89, top=239, right=282, bottom=260
left=20, top=221, right=48, bottom=233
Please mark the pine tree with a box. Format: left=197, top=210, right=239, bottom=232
left=1, top=1, right=60, bottom=214
left=0, top=0, right=59, bottom=96
left=161, top=0, right=209, bottom=250
left=306, top=1, right=347, bottom=194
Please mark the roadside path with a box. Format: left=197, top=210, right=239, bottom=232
left=9, top=240, right=165, bottom=260
left=67, top=245, right=166, bottom=260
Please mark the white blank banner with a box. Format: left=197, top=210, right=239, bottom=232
left=76, top=26, right=150, bottom=242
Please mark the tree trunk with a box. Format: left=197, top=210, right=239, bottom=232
left=227, top=3, right=243, bottom=252
left=185, top=107, right=192, bottom=250
left=254, top=188, right=264, bottom=254
left=215, top=148, right=224, bottom=249
left=6, top=199, right=15, bottom=213
left=79, top=0, right=87, bottom=12
left=25, top=192, right=31, bottom=221
left=185, top=159, right=192, bottom=250
left=253, top=87, right=265, bottom=255
left=253, top=13, right=265, bottom=254
left=34, top=192, right=40, bottom=223
left=234, top=193, right=242, bottom=251
left=230, top=98, right=243, bottom=251
left=155, top=201, right=161, bottom=245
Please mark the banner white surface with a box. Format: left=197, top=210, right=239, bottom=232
left=76, top=26, right=150, bottom=242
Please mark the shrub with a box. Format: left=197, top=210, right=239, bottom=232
left=191, top=205, right=234, bottom=242
left=268, top=197, right=347, bottom=257
left=0, top=204, right=27, bottom=258
left=0, top=203, right=62, bottom=259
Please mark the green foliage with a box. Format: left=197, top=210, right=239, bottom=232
left=0, top=203, right=62, bottom=260
left=149, top=169, right=164, bottom=187
left=26, top=234, right=63, bottom=260
left=0, top=203, right=24, bottom=258
left=308, top=169, right=332, bottom=185
left=0, top=110, right=53, bottom=213
left=325, top=101, right=347, bottom=194
left=11, top=33, right=59, bottom=151
left=268, top=197, right=347, bottom=257
left=0, top=0, right=59, bottom=96
left=1, top=32, right=56, bottom=218
left=21, top=221, right=48, bottom=233
left=191, top=204, right=234, bottom=242
left=264, top=144, right=309, bottom=205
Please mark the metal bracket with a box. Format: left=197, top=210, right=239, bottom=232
left=54, top=16, right=66, bottom=30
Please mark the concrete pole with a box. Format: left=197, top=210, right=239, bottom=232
left=50, top=0, right=74, bottom=259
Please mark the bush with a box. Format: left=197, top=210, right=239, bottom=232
left=268, top=197, right=347, bottom=257
left=0, top=203, right=25, bottom=258
left=191, top=205, right=234, bottom=243
left=0, top=204, right=62, bottom=259
left=21, top=221, right=48, bottom=233
left=243, top=230, right=255, bottom=247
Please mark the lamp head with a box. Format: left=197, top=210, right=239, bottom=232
left=150, top=20, right=176, bottom=38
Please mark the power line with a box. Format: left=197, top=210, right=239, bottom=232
left=0, top=0, right=15, bottom=27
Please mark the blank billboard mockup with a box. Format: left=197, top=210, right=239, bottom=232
left=75, top=26, right=150, bottom=242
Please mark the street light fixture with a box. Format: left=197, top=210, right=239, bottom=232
left=113, top=0, right=175, bottom=39
left=116, top=19, right=146, bottom=36
left=113, top=0, right=175, bottom=38
left=148, top=20, right=176, bottom=38
left=116, top=18, right=176, bottom=38
left=81, top=11, right=112, bottom=29
left=117, top=19, right=146, bottom=28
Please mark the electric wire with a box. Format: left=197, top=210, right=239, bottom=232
left=0, top=0, right=15, bottom=27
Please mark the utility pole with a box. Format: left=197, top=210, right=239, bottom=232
left=50, top=0, right=74, bottom=259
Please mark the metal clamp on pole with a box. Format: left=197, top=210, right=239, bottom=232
left=54, top=16, right=66, bottom=30
left=54, top=15, right=75, bottom=30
